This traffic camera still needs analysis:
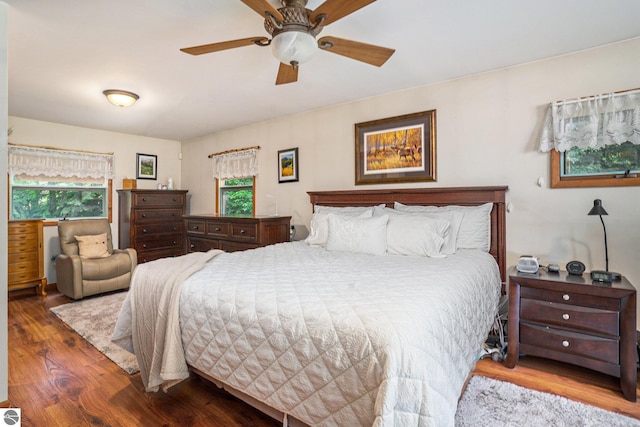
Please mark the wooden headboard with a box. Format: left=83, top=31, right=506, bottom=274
left=308, top=186, right=508, bottom=289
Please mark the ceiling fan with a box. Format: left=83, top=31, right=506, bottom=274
left=180, top=0, right=395, bottom=85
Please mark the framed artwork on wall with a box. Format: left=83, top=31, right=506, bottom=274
left=355, top=110, right=437, bottom=185
left=278, top=147, right=299, bottom=183
left=136, top=153, right=157, bottom=180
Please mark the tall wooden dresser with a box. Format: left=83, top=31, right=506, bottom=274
left=8, top=219, right=47, bottom=296
left=117, top=189, right=188, bottom=263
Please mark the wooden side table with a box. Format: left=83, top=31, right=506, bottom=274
left=506, top=268, right=637, bottom=402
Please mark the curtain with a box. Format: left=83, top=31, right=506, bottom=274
left=8, top=145, right=115, bottom=180
left=211, top=148, right=259, bottom=179
left=539, top=90, right=640, bottom=152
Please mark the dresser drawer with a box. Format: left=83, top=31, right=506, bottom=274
left=9, top=270, right=42, bottom=284
left=520, top=323, right=619, bottom=363
left=185, top=220, right=206, bottom=235
left=8, top=237, right=38, bottom=250
left=521, top=298, right=619, bottom=336
left=521, top=286, right=620, bottom=311
left=134, top=236, right=183, bottom=252
left=8, top=252, right=36, bottom=264
left=137, top=247, right=185, bottom=264
left=206, top=220, right=230, bottom=238
left=134, top=222, right=182, bottom=238
left=8, top=260, right=39, bottom=275
left=187, top=236, right=220, bottom=253
left=133, top=192, right=185, bottom=208
left=133, top=208, right=183, bottom=223
left=8, top=222, right=38, bottom=236
left=231, top=222, right=258, bottom=242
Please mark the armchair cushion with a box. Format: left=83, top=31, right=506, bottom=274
left=75, top=233, right=110, bottom=259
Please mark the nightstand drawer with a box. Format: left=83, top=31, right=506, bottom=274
left=521, top=286, right=620, bottom=311
left=521, top=298, right=619, bottom=336
left=520, top=323, right=619, bottom=364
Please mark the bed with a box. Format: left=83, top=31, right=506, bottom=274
left=113, top=186, right=508, bottom=427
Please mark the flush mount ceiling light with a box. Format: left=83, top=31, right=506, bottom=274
left=103, top=89, right=139, bottom=107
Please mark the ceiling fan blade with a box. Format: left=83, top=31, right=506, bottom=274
left=318, top=36, right=395, bottom=67
left=276, top=63, right=298, bottom=85
left=180, top=37, right=270, bottom=55
left=310, top=0, right=376, bottom=26
left=241, top=0, right=284, bottom=22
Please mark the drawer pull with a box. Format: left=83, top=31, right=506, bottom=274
left=562, top=313, right=570, bottom=320
left=562, top=294, right=570, bottom=301
left=173, top=226, right=177, bottom=231
left=143, top=244, right=148, bottom=249
left=142, top=214, right=147, bottom=218
left=142, top=229, right=148, bottom=233
left=193, top=225, right=199, bottom=230
left=172, top=241, right=177, bottom=245
left=173, top=198, right=177, bottom=202
left=142, top=198, right=147, bottom=202
left=240, top=229, right=246, bottom=234
left=214, top=227, right=221, bottom=232
left=190, top=244, right=195, bottom=249
left=562, top=340, right=570, bottom=348
left=172, top=213, right=176, bottom=216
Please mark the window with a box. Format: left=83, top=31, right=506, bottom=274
left=217, top=177, right=255, bottom=216
left=541, top=89, right=640, bottom=188
left=10, top=175, right=111, bottom=221
left=551, top=142, right=640, bottom=188
left=8, top=145, right=115, bottom=223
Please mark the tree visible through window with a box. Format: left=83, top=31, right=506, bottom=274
left=219, top=177, right=254, bottom=216
left=562, top=142, right=640, bottom=177
left=11, top=176, right=110, bottom=220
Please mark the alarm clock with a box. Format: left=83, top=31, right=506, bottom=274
left=590, top=270, right=621, bottom=282
left=517, top=256, right=539, bottom=274
left=566, top=260, right=586, bottom=275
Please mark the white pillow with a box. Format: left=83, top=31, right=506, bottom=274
left=385, top=213, right=449, bottom=258
left=374, top=206, right=462, bottom=254
left=305, top=205, right=375, bottom=247
left=394, top=202, right=493, bottom=251
left=325, top=213, right=388, bottom=256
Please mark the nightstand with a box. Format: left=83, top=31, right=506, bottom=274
left=505, top=268, right=637, bottom=402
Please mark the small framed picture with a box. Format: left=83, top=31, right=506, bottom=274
left=278, top=147, right=299, bottom=183
left=136, top=153, right=157, bottom=180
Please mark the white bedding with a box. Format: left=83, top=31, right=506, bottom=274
left=179, top=242, right=501, bottom=427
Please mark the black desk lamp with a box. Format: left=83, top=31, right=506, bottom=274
left=588, top=199, right=621, bottom=281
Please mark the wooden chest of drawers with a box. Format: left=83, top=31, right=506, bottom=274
left=184, top=215, right=291, bottom=253
left=118, top=190, right=188, bottom=263
left=8, top=219, right=47, bottom=296
left=506, top=269, right=637, bottom=401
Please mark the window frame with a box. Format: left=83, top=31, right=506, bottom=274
left=550, top=150, right=640, bottom=188
left=8, top=177, right=113, bottom=226
left=215, top=177, right=256, bottom=216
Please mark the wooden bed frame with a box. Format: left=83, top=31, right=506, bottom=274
left=308, top=186, right=508, bottom=288
left=191, top=186, right=508, bottom=427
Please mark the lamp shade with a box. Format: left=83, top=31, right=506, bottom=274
left=271, top=31, right=318, bottom=66
left=103, top=90, right=139, bottom=107
left=588, top=199, right=608, bottom=216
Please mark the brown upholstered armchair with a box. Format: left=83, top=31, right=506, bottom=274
left=56, top=219, right=137, bottom=300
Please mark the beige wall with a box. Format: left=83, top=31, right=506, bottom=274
left=182, top=38, right=640, bottom=319
left=7, top=117, right=182, bottom=282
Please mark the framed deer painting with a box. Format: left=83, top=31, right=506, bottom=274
left=355, top=110, right=436, bottom=185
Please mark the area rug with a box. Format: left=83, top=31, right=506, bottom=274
left=50, top=291, right=139, bottom=374
left=50, top=293, right=639, bottom=425
left=456, top=375, right=640, bottom=426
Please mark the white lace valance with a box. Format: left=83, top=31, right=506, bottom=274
left=8, top=145, right=116, bottom=180
left=210, top=147, right=259, bottom=179
left=539, top=89, right=640, bottom=152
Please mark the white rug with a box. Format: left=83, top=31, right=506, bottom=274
left=456, top=375, right=640, bottom=426
left=50, top=292, right=639, bottom=425
left=50, top=291, right=139, bottom=374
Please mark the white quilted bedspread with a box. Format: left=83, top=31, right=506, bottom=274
left=180, top=242, right=501, bottom=427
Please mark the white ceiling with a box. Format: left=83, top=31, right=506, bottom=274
left=6, top=0, right=640, bottom=141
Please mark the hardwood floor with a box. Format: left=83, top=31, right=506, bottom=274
left=7, top=288, right=640, bottom=425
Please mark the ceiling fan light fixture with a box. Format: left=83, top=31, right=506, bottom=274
left=103, top=89, right=139, bottom=107
left=271, top=30, right=317, bottom=66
